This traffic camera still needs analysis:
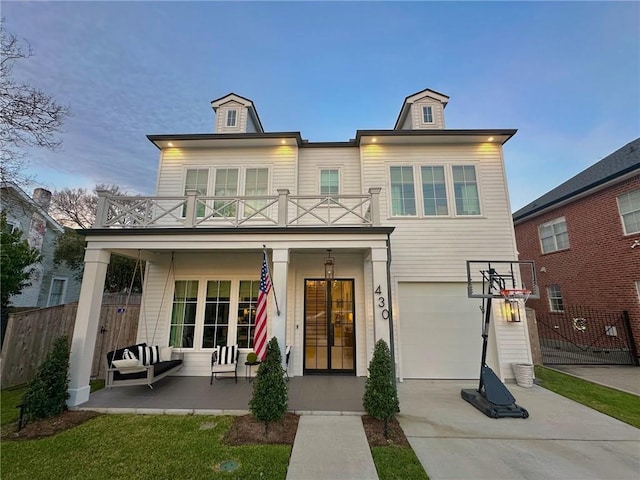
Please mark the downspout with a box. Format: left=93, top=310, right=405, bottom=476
left=386, top=232, right=397, bottom=382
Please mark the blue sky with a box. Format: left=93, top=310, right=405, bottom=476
left=5, top=1, right=639, bottom=211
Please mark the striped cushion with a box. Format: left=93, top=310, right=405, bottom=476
left=138, top=345, right=160, bottom=366
left=122, top=348, right=137, bottom=360
left=214, top=345, right=237, bottom=365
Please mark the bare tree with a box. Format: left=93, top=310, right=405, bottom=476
left=50, top=184, right=125, bottom=229
left=0, top=20, right=70, bottom=187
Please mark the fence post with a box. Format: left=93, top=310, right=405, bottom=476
left=368, top=187, right=381, bottom=226
left=277, top=189, right=290, bottom=227
left=525, top=308, right=543, bottom=365
left=184, top=190, right=198, bottom=227
left=94, top=190, right=111, bottom=228
left=621, top=310, right=640, bottom=366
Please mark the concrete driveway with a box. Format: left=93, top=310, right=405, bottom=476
left=397, top=380, right=640, bottom=480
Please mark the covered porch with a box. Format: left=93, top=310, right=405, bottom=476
left=78, top=376, right=367, bottom=414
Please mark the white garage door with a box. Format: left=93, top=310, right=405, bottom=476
left=398, top=282, right=482, bottom=379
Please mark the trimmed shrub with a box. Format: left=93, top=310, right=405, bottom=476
left=249, top=337, right=288, bottom=434
left=22, top=336, right=71, bottom=421
left=363, top=339, right=399, bottom=438
left=246, top=351, right=258, bottom=364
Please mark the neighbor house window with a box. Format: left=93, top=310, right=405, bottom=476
left=422, top=106, right=434, bottom=124
left=421, top=166, right=448, bottom=215
left=617, top=189, right=640, bottom=234
left=548, top=284, right=564, bottom=312
left=213, top=168, right=239, bottom=217
left=636, top=280, right=640, bottom=303
left=47, top=278, right=67, bottom=306
left=452, top=165, right=480, bottom=215
left=390, top=166, right=416, bottom=216
left=244, top=168, right=269, bottom=217
left=184, top=168, right=209, bottom=217
left=236, top=280, right=260, bottom=349
left=202, top=280, right=231, bottom=348
left=320, top=169, right=340, bottom=195
left=226, top=109, right=237, bottom=127
left=538, top=217, right=569, bottom=253
left=170, top=280, right=199, bottom=348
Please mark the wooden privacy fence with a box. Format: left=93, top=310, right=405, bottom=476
left=1, top=297, right=140, bottom=388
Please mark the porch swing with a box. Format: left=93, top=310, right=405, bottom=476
left=105, top=251, right=184, bottom=388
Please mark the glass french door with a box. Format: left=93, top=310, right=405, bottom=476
left=304, top=279, right=355, bottom=374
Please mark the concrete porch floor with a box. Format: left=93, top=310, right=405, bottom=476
left=78, top=375, right=367, bottom=414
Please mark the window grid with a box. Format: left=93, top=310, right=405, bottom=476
left=539, top=218, right=570, bottom=253
left=237, top=280, right=259, bottom=349
left=202, top=281, right=231, bottom=348
left=421, top=166, right=448, bottom=215
left=390, top=166, right=417, bottom=216
left=213, top=168, right=239, bottom=217
left=47, top=278, right=67, bottom=306
left=617, top=189, right=640, bottom=235
left=184, top=169, right=209, bottom=217
left=170, top=280, right=199, bottom=348
left=320, top=169, right=340, bottom=195
left=548, top=284, right=564, bottom=312
left=226, top=109, right=237, bottom=127
left=422, top=106, right=434, bottom=123
left=452, top=165, right=480, bottom=215
left=244, top=168, right=269, bottom=217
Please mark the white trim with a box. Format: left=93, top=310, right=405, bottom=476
left=388, top=164, right=419, bottom=218
left=636, top=280, right=640, bottom=304
left=318, top=167, right=341, bottom=195
left=47, top=277, right=68, bottom=306
left=616, top=188, right=640, bottom=235
left=538, top=216, right=570, bottom=254
left=422, top=105, right=434, bottom=124
left=226, top=109, right=238, bottom=127
left=547, top=284, right=564, bottom=312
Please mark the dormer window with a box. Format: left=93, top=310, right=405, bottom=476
left=226, top=109, right=238, bottom=127
left=422, top=106, right=434, bottom=124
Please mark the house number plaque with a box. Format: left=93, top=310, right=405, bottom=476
left=375, top=285, right=390, bottom=320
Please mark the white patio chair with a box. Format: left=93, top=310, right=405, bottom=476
left=210, top=345, right=239, bottom=384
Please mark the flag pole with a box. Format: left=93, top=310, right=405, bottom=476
left=263, top=245, right=281, bottom=316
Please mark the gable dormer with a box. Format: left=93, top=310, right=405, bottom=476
left=393, top=88, right=449, bottom=130
left=210, top=93, right=264, bottom=134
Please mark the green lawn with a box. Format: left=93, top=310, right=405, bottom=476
left=535, top=365, right=640, bottom=428
left=373, top=445, right=429, bottom=479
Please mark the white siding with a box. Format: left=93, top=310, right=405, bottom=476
left=214, top=101, right=248, bottom=134
left=297, top=147, right=361, bottom=196
left=410, top=97, right=446, bottom=129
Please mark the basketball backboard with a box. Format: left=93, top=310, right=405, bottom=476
left=466, top=260, right=539, bottom=299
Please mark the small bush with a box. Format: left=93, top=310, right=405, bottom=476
left=249, top=337, right=288, bottom=434
left=22, top=336, right=70, bottom=421
left=363, top=339, right=399, bottom=438
left=246, top=351, right=258, bottom=364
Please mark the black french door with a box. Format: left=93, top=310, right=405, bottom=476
left=304, top=279, right=355, bottom=374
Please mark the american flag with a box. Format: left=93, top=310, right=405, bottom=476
left=253, top=252, right=272, bottom=361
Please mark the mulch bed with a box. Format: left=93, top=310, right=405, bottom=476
left=361, top=415, right=411, bottom=448
left=2, top=410, right=101, bottom=441
left=223, top=412, right=299, bottom=445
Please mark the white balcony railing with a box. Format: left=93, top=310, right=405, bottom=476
left=94, top=188, right=381, bottom=229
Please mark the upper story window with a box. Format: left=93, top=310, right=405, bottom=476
left=213, top=168, right=239, bottom=217
left=47, top=278, right=67, bottom=306
left=617, top=188, right=640, bottom=235
left=390, top=166, right=417, bottom=216
left=320, top=169, right=339, bottom=195
left=226, top=109, right=238, bottom=127
left=547, top=284, right=564, bottom=312
left=538, top=217, right=569, bottom=253
left=184, top=169, right=209, bottom=217
left=422, top=106, right=434, bottom=124
left=421, top=166, right=448, bottom=215
left=2, top=219, right=20, bottom=234
left=244, top=168, right=269, bottom=216
left=452, top=165, right=480, bottom=216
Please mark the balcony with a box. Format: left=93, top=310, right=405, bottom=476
left=94, top=188, right=381, bottom=229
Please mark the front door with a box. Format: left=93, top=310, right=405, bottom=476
left=304, top=279, right=355, bottom=374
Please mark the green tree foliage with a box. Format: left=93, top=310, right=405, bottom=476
left=0, top=210, right=41, bottom=341
left=22, top=336, right=71, bottom=420
left=363, top=339, right=400, bottom=438
left=249, top=337, right=288, bottom=434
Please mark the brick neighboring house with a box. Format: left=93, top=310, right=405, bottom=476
left=513, top=138, right=640, bottom=364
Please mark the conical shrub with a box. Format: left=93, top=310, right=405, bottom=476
left=363, top=339, right=399, bottom=438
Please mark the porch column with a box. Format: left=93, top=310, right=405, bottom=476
left=271, top=248, right=289, bottom=367
left=370, top=247, right=391, bottom=345
left=68, top=248, right=111, bottom=406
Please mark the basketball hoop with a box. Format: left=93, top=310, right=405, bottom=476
left=500, top=289, right=531, bottom=302
left=500, top=289, right=530, bottom=323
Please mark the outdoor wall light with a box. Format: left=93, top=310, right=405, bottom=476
left=503, top=298, right=521, bottom=322
left=324, top=249, right=335, bottom=282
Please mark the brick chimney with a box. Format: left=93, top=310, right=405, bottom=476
left=32, top=188, right=52, bottom=212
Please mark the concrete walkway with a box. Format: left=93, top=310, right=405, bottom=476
left=398, top=380, right=640, bottom=480
left=286, top=415, right=378, bottom=480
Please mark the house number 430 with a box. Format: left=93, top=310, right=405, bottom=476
left=375, top=285, right=390, bottom=320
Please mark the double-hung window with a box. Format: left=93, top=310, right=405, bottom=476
left=244, top=168, right=269, bottom=217
left=320, top=169, right=340, bottom=196
left=184, top=169, right=209, bottom=217
left=452, top=166, right=480, bottom=216
left=226, top=109, right=237, bottom=127
left=617, top=189, right=640, bottom=235
left=548, top=284, right=564, bottom=312
left=47, top=278, right=67, bottom=306
left=538, top=217, right=569, bottom=253
left=390, top=166, right=417, bottom=216
left=421, top=166, right=448, bottom=215
left=422, top=106, right=434, bottom=124
left=170, top=280, right=199, bottom=348
left=213, top=168, right=239, bottom=217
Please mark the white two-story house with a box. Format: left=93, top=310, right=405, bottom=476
left=68, top=89, right=532, bottom=406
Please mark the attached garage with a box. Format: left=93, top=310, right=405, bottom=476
left=398, top=282, right=483, bottom=379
